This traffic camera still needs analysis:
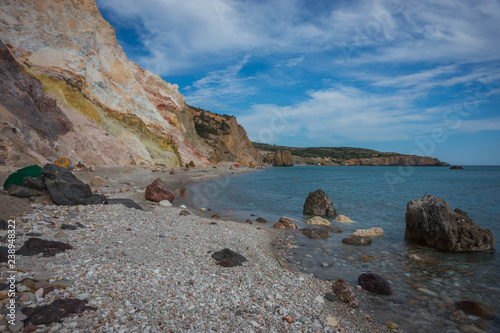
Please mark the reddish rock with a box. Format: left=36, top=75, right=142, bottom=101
left=358, top=273, right=392, bottom=295
left=145, top=178, right=175, bottom=203
left=455, top=301, right=491, bottom=317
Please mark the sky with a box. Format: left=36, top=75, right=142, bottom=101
left=96, top=0, right=500, bottom=165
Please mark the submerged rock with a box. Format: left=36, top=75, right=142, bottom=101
left=145, top=178, right=175, bottom=203
left=455, top=301, right=491, bottom=317
left=405, top=195, right=495, bottom=251
left=358, top=273, right=392, bottom=295
left=255, top=217, right=267, bottom=223
left=342, top=237, right=372, bottom=245
left=212, top=248, right=247, bottom=267
left=302, top=228, right=331, bottom=239
left=303, top=189, right=336, bottom=217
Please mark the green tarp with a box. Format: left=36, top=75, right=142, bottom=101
left=3, top=165, right=42, bottom=190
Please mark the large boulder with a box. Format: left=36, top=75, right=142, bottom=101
left=41, top=164, right=106, bottom=205
left=145, top=178, right=175, bottom=203
left=273, top=150, right=294, bottom=167
left=405, top=195, right=495, bottom=251
left=303, top=189, right=336, bottom=217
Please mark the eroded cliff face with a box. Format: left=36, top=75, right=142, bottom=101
left=192, top=109, right=262, bottom=165
left=340, top=155, right=448, bottom=166
left=0, top=0, right=252, bottom=166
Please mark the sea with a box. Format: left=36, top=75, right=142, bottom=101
left=187, top=166, right=500, bottom=332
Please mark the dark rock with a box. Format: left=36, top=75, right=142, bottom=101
left=22, top=176, right=46, bottom=191
left=358, top=273, right=392, bottom=295
left=405, top=195, right=495, bottom=251
left=7, top=185, right=43, bottom=198
left=255, top=217, right=267, bottom=223
left=60, top=224, right=77, bottom=230
left=210, top=222, right=217, bottom=225
left=324, top=293, right=336, bottom=302
left=212, top=248, right=247, bottom=267
left=273, top=150, right=294, bottom=167
left=106, top=198, right=143, bottom=210
left=0, top=219, right=8, bottom=230
left=17, top=238, right=73, bottom=257
left=211, top=214, right=221, bottom=219
left=328, top=226, right=343, bottom=233
left=0, top=246, right=8, bottom=256
left=26, top=232, right=43, bottom=237
left=450, top=165, right=464, bottom=169
left=245, top=219, right=253, bottom=224
left=179, top=210, right=191, bottom=216
left=342, top=237, right=372, bottom=245
left=303, top=189, right=336, bottom=217
left=332, top=279, right=358, bottom=307
left=84, top=194, right=107, bottom=205
left=302, top=228, right=331, bottom=239
left=145, top=178, right=175, bottom=203
left=41, top=164, right=100, bottom=205
left=454, top=208, right=470, bottom=219
left=455, top=301, right=492, bottom=317
left=76, top=222, right=86, bottom=228
left=22, top=299, right=96, bottom=325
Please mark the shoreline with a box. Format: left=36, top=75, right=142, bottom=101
left=0, top=164, right=393, bottom=332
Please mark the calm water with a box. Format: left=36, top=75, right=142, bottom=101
left=188, top=166, right=500, bottom=332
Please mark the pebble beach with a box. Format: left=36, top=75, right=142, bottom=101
left=1, top=166, right=393, bottom=332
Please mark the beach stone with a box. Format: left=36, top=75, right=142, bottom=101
left=8, top=185, right=43, bottom=198
left=17, top=238, right=73, bottom=257
left=459, top=325, right=484, bottom=333
left=332, top=279, right=358, bottom=307
left=336, top=215, right=352, bottom=223
left=302, top=228, right=330, bottom=239
left=385, top=321, right=398, bottom=330
left=20, top=294, right=31, bottom=302
left=159, top=200, right=172, bottom=207
left=303, top=189, right=336, bottom=217
left=179, top=210, right=191, bottom=216
left=23, top=325, right=38, bottom=333
left=8, top=320, right=23, bottom=332
left=48, top=279, right=73, bottom=289
left=451, top=310, right=469, bottom=323
left=22, top=176, right=46, bottom=191
left=211, top=214, right=221, bottom=219
left=306, top=216, right=331, bottom=226
left=279, top=217, right=299, bottom=223
left=41, top=163, right=106, bottom=205
left=90, top=176, right=104, bottom=186
left=274, top=221, right=299, bottom=229
left=21, top=299, right=96, bottom=325
left=342, top=237, right=372, bottom=245
left=145, top=178, right=175, bottom=203
left=106, top=198, right=144, bottom=210
left=245, top=219, right=253, bottom=224
left=358, top=273, right=392, bottom=295
left=273, top=222, right=286, bottom=229
left=53, top=231, right=68, bottom=239
left=0, top=219, right=8, bottom=230
left=405, top=195, right=495, bottom=251
left=255, top=217, right=267, bottom=223
left=326, top=316, right=338, bottom=327
left=314, top=295, right=324, bottom=303
left=455, top=301, right=491, bottom=317
left=324, top=293, right=336, bottom=302
left=60, top=224, right=77, bottom=230
left=351, top=227, right=383, bottom=237
left=212, top=248, right=247, bottom=267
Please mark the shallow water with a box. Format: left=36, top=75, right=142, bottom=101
left=187, top=166, right=500, bottom=332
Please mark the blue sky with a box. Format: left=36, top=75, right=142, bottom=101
left=96, top=0, right=500, bottom=165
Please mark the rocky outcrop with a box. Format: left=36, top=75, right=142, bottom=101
left=340, top=155, right=449, bottom=166
left=405, top=195, right=495, bottom=251
left=272, top=150, right=294, bottom=167
left=0, top=0, right=259, bottom=167
left=192, top=109, right=262, bottom=166
left=303, top=189, right=336, bottom=217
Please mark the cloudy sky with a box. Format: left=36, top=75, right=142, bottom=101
left=96, top=0, right=500, bottom=165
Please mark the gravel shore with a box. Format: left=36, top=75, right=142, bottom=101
left=1, top=166, right=393, bottom=332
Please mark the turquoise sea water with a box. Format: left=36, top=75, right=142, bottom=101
left=187, top=166, right=500, bottom=332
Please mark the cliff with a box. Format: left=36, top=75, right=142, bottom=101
left=254, top=143, right=449, bottom=166
left=0, top=0, right=260, bottom=167
left=192, top=108, right=262, bottom=165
